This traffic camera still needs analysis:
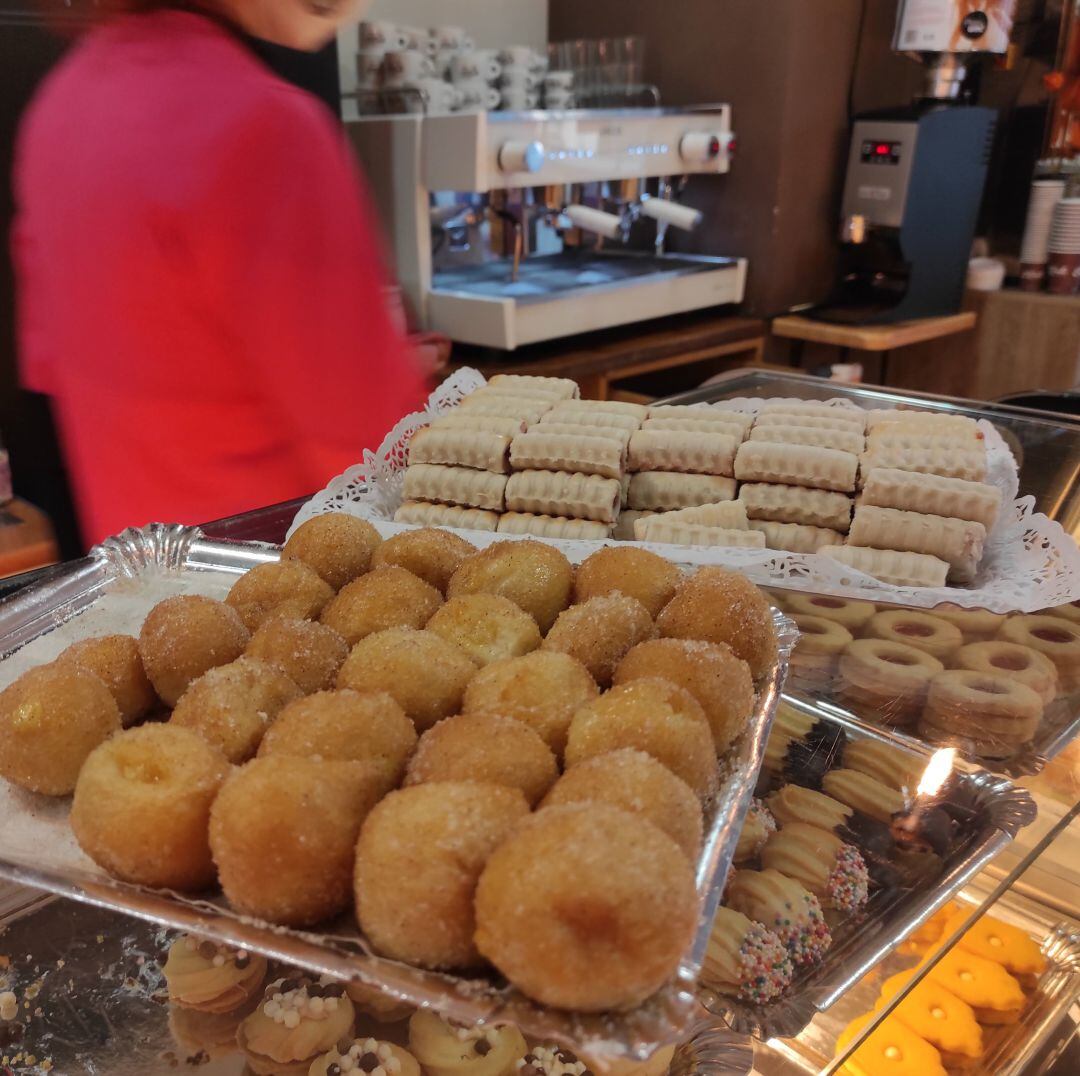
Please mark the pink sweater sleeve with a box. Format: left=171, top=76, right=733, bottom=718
left=200, top=90, right=426, bottom=482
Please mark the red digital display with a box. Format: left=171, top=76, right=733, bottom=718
left=875, top=143, right=890, bottom=155
left=860, top=139, right=901, bottom=165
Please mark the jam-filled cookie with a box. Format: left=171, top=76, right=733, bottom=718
left=309, top=1036, right=421, bottom=1076
left=238, top=976, right=355, bottom=1076
left=782, top=593, right=876, bottom=633
left=163, top=934, right=267, bottom=1013
left=788, top=614, right=853, bottom=692
left=407, top=1010, right=527, bottom=1076
left=835, top=1011, right=946, bottom=1076
left=864, top=611, right=962, bottom=663
left=875, top=971, right=983, bottom=1069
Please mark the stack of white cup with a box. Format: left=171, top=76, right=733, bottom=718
left=543, top=69, right=575, bottom=109
left=1046, top=197, right=1080, bottom=295
left=1018, top=178, right=1066, bottom=291
left=497, top=46, right=546, bottom=110
left=445, top=44, right=503, bottom=113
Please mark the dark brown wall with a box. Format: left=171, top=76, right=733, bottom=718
left=549, top=0, right=863, bottom=317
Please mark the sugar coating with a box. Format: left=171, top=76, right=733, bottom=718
left=226, top=560, right=335, bottom=633
left=542, top=592, right=656, bottom=687
left=320, top=566, right=443, bottom=647
left=282, top=512, right=382, bottom=590
left=370, top=527, right=477, bottom=594
left=245, top=616, right=349, bottom=694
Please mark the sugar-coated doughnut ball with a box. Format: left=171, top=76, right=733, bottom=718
left=474, top=803, right=698, bottom=1011
left=57, top=634, right=157, bottom=726
left=565, top=678, right=718, bottom=799
left=447, top=540, right=573, bottom=634
left=613, top=637, right=754, bottom=753
left=258, top=689, right=417, bottom=795
left=282, top=512, right=382, bottom=590
left=573, top=546, right=681, bottom=619
left=321, top=566, right=443, bottom=646
left=225, top=560, right=335, bottom=633
left=541, top=748, right=703, bottom=860
left=370, top=527, right=476, bottom=593
left=71, top=724, right=229, bottom=890
left=138, top=595, right=250, bottom=707
left=462, top=651, right=598, bottom=759
left=170, top=658, right=302, bottom=764
left=656, top=567, right=777, bottom=679
left=405, top=712, right=557, bottom=806
left=244, top=616, right=349, bottom=695
left=210, top=755, right=382, bottom=926
left=355, top=781, right=529, bottom=969
left=337, top=628, right=476, bottom=731
left=0, top=663, right=121, bottom=795
left=542, top=593, right=655, bottom=687
left=426, top=594, right=541, bottom=667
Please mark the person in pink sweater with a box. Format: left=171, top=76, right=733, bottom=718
left=13, top=1, right=425, bottom=544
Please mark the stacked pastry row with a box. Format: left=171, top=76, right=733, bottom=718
left=777, top=590, right=1080, bottom=758
left=836, top=901, right=1047, bottom=1074
left=399, top=374, right=634, bottom=540
left=0, top=514, right=782, bottom=1016
left=703, top=702, right=953, bottom=1007
left=164, top=933, right=680, bottom=1076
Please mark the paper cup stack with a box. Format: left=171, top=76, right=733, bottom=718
left=1046, top=197, right=1080, bottom=295
left=1018, top=179, right=1065, bottom=291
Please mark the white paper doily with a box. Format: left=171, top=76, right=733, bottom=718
left=289, top=370, right=1080, bottom=613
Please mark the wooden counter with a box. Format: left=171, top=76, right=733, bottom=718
left=450, top=311, right=767, bottom=401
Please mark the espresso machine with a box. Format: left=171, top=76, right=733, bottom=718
left=812, top=0, right=1008, bottom=324
left=347, top=107, right=745, bottom=349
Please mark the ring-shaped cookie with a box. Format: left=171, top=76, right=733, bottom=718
left=865, top=610, right=962, bottom=662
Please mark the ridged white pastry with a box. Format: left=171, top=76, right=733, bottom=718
left=549, top=398, right=647, bottom=419
left=753, top=411, right=864, bottom=435
left=848, top=506, right=985, bottom=583
left=758, top=400, right=866, bottom=430
left=734, top=441, right=858, bottom=493
left=642, top=415, right=751, bottom=440
left=818, top=544, right=950, bottom=588
left=660, top=500, right=749, bottom=528
left=540, top=407, right=642, bottom=433
left=408, top=428, right=511, bottom=473
left=401, top=464, right=508, bottom=511
left=860, top=468, right=1001, bottom=531
left=509, top=431, right=625, bottom=479
left=748, top=423, right=865, bottom=456
left=628, top=430, right=737, bottom=476
left=627, top=472, right=736, bottom=511
left=635, top=519, right=766, bottom=548
left=865, top=409, right=978, bottom=437
left=496, top=513, right=612, bottom=540
left=504, top=470, right=621, bottom=523
left=487, top=373, right=579, bottom=400
left=749, top=520, right=844, bottom=553
left=394, top=501, right=500, bottom=531
left=534, top=422, right=632, bottom=449
left=649, top=404, right=754, bottom=433
left=738, top=483, right=852, bottom=532
left=456, top=396, right=549, bottom=425
left=860, top=444, right=987, bottom=484
left=612, top=509, right=656, bottom=540
left=428, top=413, right=526, bottom=438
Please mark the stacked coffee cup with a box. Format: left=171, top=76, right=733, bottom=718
left=1046, top=197, right=1080, bottom=296
left=497, top=46, right=546, bottom=111
left=444, top=39, right=503, bottom=113
left=1018, top=178, right=1065, bottom=291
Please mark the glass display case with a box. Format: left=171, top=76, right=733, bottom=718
left=0, top=370, right=1077, bottom=1075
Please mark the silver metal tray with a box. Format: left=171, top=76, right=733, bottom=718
left=0, top=523, right=796, bottom=1060
left=696, top=696, right=1037, bottom=1040
left=0, top=898, right=754, bottom=1076
left=755, top=885, right=1080, bottom=1076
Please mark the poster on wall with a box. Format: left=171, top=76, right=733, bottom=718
left=893, top=0, right=1016, bottom=54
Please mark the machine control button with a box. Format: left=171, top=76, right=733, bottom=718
left=498, top=140, right=545, bottom=173
left=679, top=131, right=725, bottom=163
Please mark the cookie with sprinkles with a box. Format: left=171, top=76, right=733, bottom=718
left=516, top=1044, right=595, bottom=1076
left=732, top=798, right=776, bottom=865
left=701, top=906, right=793, bottom=1004
left=760, top=822, right=870, bottom=914
left=237, top=975, right=355, bottom=1076
left=309, top=1037, right=421, bottom=1076
left=163, top=933, right=267, bottom=1014
left=725, top=868, right=832, bottom=966
left=407, top=1010, right=527, bottom=1076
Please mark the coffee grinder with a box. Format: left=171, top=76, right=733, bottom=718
left=812, top=1, right=1013, bottom=324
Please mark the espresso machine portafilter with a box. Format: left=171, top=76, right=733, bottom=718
left=347, top=107, right=746, bottom=350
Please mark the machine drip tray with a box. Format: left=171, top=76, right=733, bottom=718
left=432, top=251, right=738, bottom=303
